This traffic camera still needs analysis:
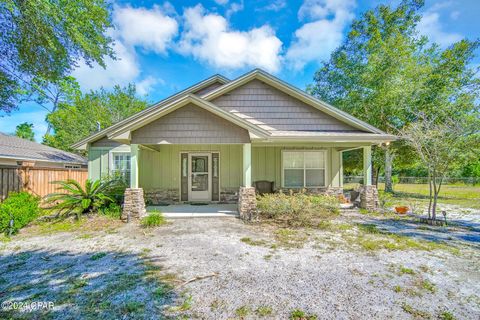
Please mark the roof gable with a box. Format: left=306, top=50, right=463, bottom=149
left=212, top=79, right=362, bottom=133
left=202, top=69, right=385, bottom=135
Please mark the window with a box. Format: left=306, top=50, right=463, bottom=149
left=112, top=153, right=131, bottom=183
left=283, top=151, right=326, bottom=187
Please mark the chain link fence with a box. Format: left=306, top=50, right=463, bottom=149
left=344, top=176, right=479, bottom=185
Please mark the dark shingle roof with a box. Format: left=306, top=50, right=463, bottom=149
left=0, top=132, right=87, bottom=164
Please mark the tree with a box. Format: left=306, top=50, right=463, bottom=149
left=309, top=0, right=479, bottom=193
left=44, top=84, right=148, bottom=153
left=14, top=122, right=34, bottom=141
left=399, top=115, right=479, bottom=220
left=0, top=0, right=114, bottom=113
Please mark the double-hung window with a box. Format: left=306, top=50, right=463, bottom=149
left=112, top=153, right=131, bottom=183
left=283, top=151, right=326, bottom=188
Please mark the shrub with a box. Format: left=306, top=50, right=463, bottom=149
left=44, top=178, right=124, bottom=219
left=100, top=203, right=122, bottom=219
left=0, top=192, right=40, bottom=235
left=257, top=191, right=339, bottom=227
left=140, top=211, right=166, bottom=228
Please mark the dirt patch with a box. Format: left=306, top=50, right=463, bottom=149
left=0, top=214, right=479, bottom=319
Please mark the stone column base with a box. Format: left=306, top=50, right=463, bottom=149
left=238, top=187, right=257, bottom=221
left=123, top=188, right=146, bottom=221
left=359, top=185, right=379, bottom=211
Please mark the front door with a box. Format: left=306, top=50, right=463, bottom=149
left=188, top=153, right=211, bottom=201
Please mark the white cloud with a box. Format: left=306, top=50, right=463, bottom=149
left=417, top=11, right=462, bottom=47
left=73, top=39, right=140, bottom=91
left=226, top=1, right=244, bottom=17
left=214, top=0, right=229, bottom=5
left=286, top=0, right=356, bottom=69
left=178, top=5, right=283, bottom=72
left=136, top=76, right=164, bottom=96
left=73, top=4, right=178, bottom=92
left=261, top=0, right=287, bottom=12
left=113, top=5, right=178, bottom=54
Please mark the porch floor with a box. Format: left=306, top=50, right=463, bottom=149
left=147, top=204, right=239, bottom=218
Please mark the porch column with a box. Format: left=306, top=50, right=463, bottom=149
left=242, top=143, right=252, bottom=187
left=363, top=145, right=372, bottom=186
left=360, top=145, right=378, bottom=211
left=130, top=144, right=139, bottom=188
left=239, top=143, right=256, bottom=221
left=123, top=144, right=146, bottom=221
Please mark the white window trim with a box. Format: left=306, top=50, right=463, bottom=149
left=109, top=151, right=131, bottom=175
left=281, top=149, right=328, bottom=188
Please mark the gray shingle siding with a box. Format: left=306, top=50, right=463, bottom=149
left=131, top=103, right=250, bottom=144
left=212, top=79, right=362, bottom=133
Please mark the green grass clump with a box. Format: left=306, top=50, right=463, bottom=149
left=141, top=212, right=166, bottom=228
left=240, top=237, right=268, bottom=246
left=235, top=305, right=251, bottom=317
left=256, top=306, right=273, bottom=316
left=90, top=252, right=107, bottom=260
left=401, top=303, right=431, bottom=318
left=290, top=309, right=317, bottom=320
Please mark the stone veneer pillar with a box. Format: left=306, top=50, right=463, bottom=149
left=359, top=185, right=379, bottom=211
left=238, top=187, right=256, bottom=221
left=123, top=188, right=146, bottom=221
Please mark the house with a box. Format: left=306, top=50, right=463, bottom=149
left=73, top=69, right=395, bottom=218
left=0, top=132, right=86, bottom=168
left=0, top=132, right=87, bottom=199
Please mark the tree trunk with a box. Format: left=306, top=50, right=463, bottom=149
left=375, top=167, right=380, bottom=187
left=427, top=175, right=433, bottom=220
left=384, top=147, right=394, bottom=193
left=432, top=175, right=437, bottom=220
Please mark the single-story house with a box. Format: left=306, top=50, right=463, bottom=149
left=0, top=132, right=87, bottom=168
left=73, top=69, right=395, bottom=218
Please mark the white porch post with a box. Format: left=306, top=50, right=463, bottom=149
left=130, top=144, right=139, bottom=188
left=363, top=145, right=372, bottom=186
left=243, top=143, right=252, bottom=187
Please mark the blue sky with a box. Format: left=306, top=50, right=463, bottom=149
left=1, top=0, right=479, bottom=141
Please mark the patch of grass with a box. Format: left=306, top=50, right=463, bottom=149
left=393, top=285, right=402, bottom=293
left=399, top=266, right=416, bottom=275
left=290, top=309, right=317, bottom=320
left=170, top=295, right=192, bottom=312
left=120, top=301, right=145, bottom=314
left=90, top=252, right=107, bottom=260
left=414, top=278, right=437, bottom=294
left=72, top=278, right=88, bottom=289
left=255, top=306, right=273, bottom=317
left=77, top=233, right=94, bottom=239
left=438, top=310, right=456, bottom=320
left=240, top=237, right=268, bottom=246
left=274, top=229, right=308, bottom=248
left=210, top=299, right=225, bottom=311
left=263, top=254, right=273, bottom=261
left=37, top=219, right=84, bottom=234
left=357, top=223, right=380, bottom=234
left=140, top=212, right=166, bottom=228
left=235, top=305, right=251, bottom=317
left=401, top=303, right=431, bottom=319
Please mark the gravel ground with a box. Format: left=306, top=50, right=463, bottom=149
left=1, top=212, right=479, bottom=319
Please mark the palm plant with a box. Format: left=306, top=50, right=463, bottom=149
left=44, top=178, right=123, bottom=219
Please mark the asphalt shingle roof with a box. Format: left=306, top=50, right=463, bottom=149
left=0, top=132, right=87, bottom=164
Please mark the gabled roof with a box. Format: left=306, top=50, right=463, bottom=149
left=72, top=74, right=230, bottom=149
left=73, top=69, right=396, bottom=150
left=0, top=133, right=86, bottom=164
left=202, top=69, right=386, bottom=135
left=106, top=94, right=270, bottom=143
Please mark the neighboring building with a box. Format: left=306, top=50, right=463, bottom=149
left=0, top=132, right=87, bottom=168
left=73, top=69, right=395, bottom=215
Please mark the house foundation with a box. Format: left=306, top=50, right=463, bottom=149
left=123, top=188, right=146, bottom=221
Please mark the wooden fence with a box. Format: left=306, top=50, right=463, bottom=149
left=0, top=166, right=88, bottom=200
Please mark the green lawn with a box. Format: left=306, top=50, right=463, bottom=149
left=345, top=183, right=480, bottom=209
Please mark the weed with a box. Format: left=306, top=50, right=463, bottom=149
left=438, top=310, right=456, bottom=320
left=256, top=306, right=273, bottom=317
left=274, top=229, right=308, bottom=248
left=393, top=285, right=402, bottom=293
left=399, top=266, right=416, bottom=275
left=401, top=303, right=431, bottom=319
left=290, top=309, right=317, bottom=320
left=121, top=301, right=145, bottom=314
left=90, top=252, right=107, bottom=260
left=240, top=237, right=268, bottom=246
left=235, top=305, right=251, bottom=317
left=141, top=212, right=166, bottom=228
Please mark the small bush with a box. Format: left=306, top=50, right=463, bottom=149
left=140, top=212, right=166, bottom=228
left=0, top=192, right=40, bottom=235
left=257, top=192, right=339, bottom=227
left=100, top=203, right=122, bottom=219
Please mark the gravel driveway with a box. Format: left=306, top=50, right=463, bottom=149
left=1, top=214, right=479, bottom=319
